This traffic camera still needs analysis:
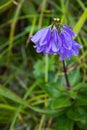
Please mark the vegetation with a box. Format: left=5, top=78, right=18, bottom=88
left=0, top=0, right=87, bottom=130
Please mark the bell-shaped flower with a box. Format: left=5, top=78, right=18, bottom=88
left=31, top=24, right=82, bottom=60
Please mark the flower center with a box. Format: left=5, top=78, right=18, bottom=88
left=53, top=17, right=61, bottom=34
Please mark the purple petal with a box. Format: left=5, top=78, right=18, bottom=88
left=49, top=30, right=62, bottom=52
left=50, top=37, right=58, bottom=52
left=71, top=41, right=82, bottom=55
left=73, top=41, right=82, bottom=48
left=31, top=25, right=82, bottom=60
left=53, top=29, right=62, bottom=49
left=45, top=41, right=52, bottom=53
left=59, top=48, right=72, bottom=60
left=39, top=28, right=51, bottom=46
left=60, top=32, right=72, bottom=50
left=36, top=46, right=44, bottom=53
left=31, top=27, right=50, bottom=43
left=63, top=25, right=77, bottom=37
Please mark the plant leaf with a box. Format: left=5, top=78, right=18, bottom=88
left=73, top=8, right=87, bottom=34
left=51, top=96, right=72, bottom=109
left=56, top=115, right=74, bottom=130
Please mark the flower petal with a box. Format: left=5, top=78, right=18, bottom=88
left=60, top=32, right=72, bottom=50
left=36, top=46, right=44, bottom=53
left=39, top=28, right=51, bottom=46
left=31, top=27, right=50, bottom=43
left=63, top=25, right=77, bottom=37
left=50, top=37, right=58, bottom=52
left=31, top=25, right=82, bottom=60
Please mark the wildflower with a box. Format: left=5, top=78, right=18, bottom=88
left=31, top=23, right=82, bottom=60
left=58, top=25, right=82, bottom=60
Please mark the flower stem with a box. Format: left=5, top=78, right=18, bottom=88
left=62, top=60, right=71, bottom=90
left=45, top=54, right=48, bottom=82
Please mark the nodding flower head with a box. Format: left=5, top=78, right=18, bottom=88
left=31, top=21, right=82, bottom=60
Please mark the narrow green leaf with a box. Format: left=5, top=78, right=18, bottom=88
left=0, top=85, right=65, bottom=116
left=0, top=104, right=16, bottom=111
left=0, top=0, right=13, bottom=9
left=73, top=8, right=87, bottom=34
left=0, top=86, right=27, bottom=106
left=76, top=0, right=86, bottom=10
left=10, top=80, right=39, bottom=130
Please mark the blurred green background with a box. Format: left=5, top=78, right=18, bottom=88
left=0, top=0, right=87, bottom=130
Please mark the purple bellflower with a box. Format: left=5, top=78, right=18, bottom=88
left=31, top=23, right=82, bottom=60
